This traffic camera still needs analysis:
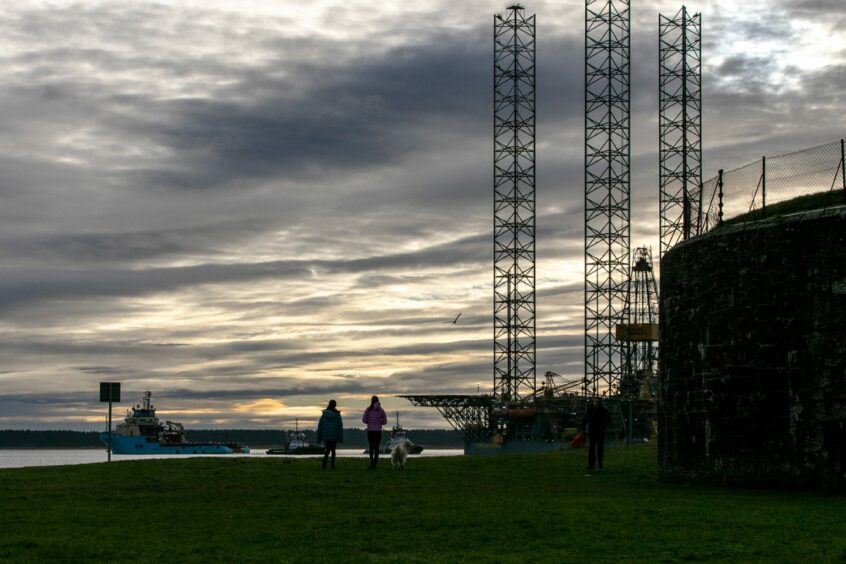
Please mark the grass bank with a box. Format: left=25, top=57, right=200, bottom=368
left=0, top=445, right=843, bottom=562
left=721, top=189, right=845, bottom=226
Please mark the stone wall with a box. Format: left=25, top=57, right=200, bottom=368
left=659, top=206, right=846, bottom=490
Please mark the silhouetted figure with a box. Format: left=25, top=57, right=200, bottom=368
left=362, top=395, right=388, bottom=469
left=582, top=398, right=612, bottom=470
left=317, top=399, right=343, bottom=469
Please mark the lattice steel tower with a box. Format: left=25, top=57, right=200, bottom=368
left=493, top=5, right=536, bottom=402
left=619, top=247, right=660, bottom=400
left=659, top=6, right=702, bottom=258
left=585, top=0, right=631, bottom=397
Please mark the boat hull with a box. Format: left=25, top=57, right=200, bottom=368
left=101, top=434, right=250, bottom=455
left=266, top=446, right=325, bottom=455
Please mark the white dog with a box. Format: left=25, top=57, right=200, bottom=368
left=391, top=439, right=412, bottom=470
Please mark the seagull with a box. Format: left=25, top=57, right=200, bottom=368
left=444, top=313, right=462, bottom=324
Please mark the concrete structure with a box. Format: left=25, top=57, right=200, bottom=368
left=659, top=206, right=846, bottom=490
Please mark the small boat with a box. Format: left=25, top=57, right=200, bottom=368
left=100, top=391, right=250, bottom=455
left=363, top=412, right=424, bottom=455
left=266, top=419, right=324, bottom=455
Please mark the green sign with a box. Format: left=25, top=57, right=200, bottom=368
left=99, top=382, right=121, bottom=403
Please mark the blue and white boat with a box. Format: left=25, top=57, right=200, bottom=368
left=266, top=419, right=324, bottom=455
left=100, top=391, right=250, bottom=455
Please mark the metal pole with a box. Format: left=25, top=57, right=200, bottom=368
left=107, top=400, right=112, bottom=463
left=697, top=181, right=704, bottom=236
left=761, top=156, right=766, bottom=213
left=718, top=169, right=724, bottom=226
left=681, top=5, right=689, bottom=241
left=511, top=8, right=519, bottom=402
left=495, top=13, right=501, bottom=401
left=507, top=273, right=512, bottom=400
left=840, top=139, right=845, bottom=195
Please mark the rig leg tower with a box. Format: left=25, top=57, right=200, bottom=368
left=493, top=4, right=537, bottom=403
left=659, top=6, right=702, bottom=258
left=584, top=0, right=631, bottom=397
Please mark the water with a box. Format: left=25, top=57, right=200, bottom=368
left=0, top=448, right=463, bottom=469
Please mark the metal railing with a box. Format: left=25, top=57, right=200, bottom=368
left=698, top=139, right=846, bottom=234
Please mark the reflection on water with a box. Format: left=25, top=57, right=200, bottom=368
left=0, top=448, right=463, bottom=469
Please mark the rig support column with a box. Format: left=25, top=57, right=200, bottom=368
left=585, top=0, right=631, bottom=396
left=494, top=5, right=536, bottom=402
left=659, top=6, right=702, bottom=257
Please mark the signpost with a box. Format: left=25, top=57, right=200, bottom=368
left=99, top=382, right=121, bottom=462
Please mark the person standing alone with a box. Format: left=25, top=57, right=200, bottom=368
left=362, top=395, right=388, bottom=469
left=582, top=397, right=612, bottom=470
left=316, top=399, right=343, bottom=469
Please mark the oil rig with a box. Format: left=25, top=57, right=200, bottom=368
left=403, top=2, right=699, bottom=454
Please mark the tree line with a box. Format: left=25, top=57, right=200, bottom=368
left=0, top=429, right=463, bottom=449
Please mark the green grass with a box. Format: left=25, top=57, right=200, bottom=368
left=1, top=446, right=844, bottom=562
left=722, top=189, right=845, bottom=227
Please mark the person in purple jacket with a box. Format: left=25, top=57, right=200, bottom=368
left=362, top=395, right=388, bottom=469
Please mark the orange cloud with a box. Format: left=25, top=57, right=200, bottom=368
left=234, top=398, right=287, bottom=415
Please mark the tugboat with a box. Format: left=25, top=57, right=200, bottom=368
left=100, top=391, right=250, bottom=454
left=266, top=419, right=324, bottom=455
left=363, top=412, right=424, bottom=455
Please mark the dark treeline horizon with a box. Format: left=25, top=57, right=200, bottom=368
left=0, top=429, right=464, bottom=449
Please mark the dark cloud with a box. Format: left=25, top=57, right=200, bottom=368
left=775, top=0, right=846, bottom=20
left=716, top=55, right=779, bottom=81
left=0, top=221, right=271, bottom=265
left=0, top=227, right=494, bottom=311
left=1, top=9, right=493, bottom=193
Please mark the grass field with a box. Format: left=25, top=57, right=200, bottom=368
left=721, top=189, right=845, bottom=227
left=1, top=445, right=843, bottom=562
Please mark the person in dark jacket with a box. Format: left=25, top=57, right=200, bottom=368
left=582, top=397, right=612, bottom=470
left=362, top=395, right=388, bottom=469
left=316, top=399, right=344, bottom=469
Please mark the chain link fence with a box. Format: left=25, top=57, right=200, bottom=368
left=699, top=139, right=846, bottom=234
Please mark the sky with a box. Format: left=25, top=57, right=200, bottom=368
left=0, top=0, right=844, bottom=431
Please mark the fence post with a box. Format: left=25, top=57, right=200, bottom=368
left=718, top=169, right=724, bottom=226
left=697, top=181, right=704, bottom=236
left=761, top=156, right=766, bottom=214
left=683, top=185, right=690, bottom=241
left=841, top=139, right=845, bottom=195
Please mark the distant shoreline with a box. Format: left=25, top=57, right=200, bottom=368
left=0, top=446, right=104, bottom=450
left=0, top=429, right=464, bottom=449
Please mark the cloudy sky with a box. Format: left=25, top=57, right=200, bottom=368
left=1, top=0, right=843, bottom=430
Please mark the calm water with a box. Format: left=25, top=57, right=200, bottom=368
left=0, top=448, right=463, bottom=469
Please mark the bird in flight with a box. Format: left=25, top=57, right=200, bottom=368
left=444, top=313, right=462, bottom=324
